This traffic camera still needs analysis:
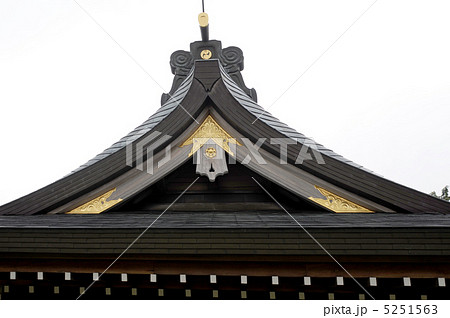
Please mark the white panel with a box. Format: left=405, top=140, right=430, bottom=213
left=336, top=277, right=344, bottom=286
left=210, top=275, right=217, bottom=284
left=272, top=276, right=279, bottom=285
left=241, top=275, right=247, bottom=284
left=403, top=277, right=411, bottom=287
left=304, top=276, right=311, bottom=286
left=37, top=272, right=43, bottom=280
left=180, top=274, right=186, bottom=283
left=150, top=274, right=157, bottom=283
left=65, top=272, right=71, bottom=281
left=10, top=272, right=16, bottom=280
left=93, top=273, right=99, bottom=281
left=438, top=277, right=446, bottom=287
left=369, top=277, right=377, bottom=286
left=121, top=273, right=128, bottom=282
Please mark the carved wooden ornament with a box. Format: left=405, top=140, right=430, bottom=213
left=66, top=189, right=122, bottom=214
left=309, top=186, right=374, bottom=213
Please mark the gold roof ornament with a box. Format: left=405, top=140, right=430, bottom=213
left=205, top=147, right=217, bottom=158
left=66, top=188, right=122, bottom=214
left=200, top=49, right=212, bottom=60
left=198, top=11, right=209, bottom=42
left=309, top=186, right=374, bottom=213
left=180, top=115, right=241, bottom=157
left=198, top=12, right=209, bottom=27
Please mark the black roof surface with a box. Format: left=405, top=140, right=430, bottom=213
left=1, top=211, right=450, bottom=229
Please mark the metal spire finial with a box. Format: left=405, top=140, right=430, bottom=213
left=198, top=0, right=209, bottom=42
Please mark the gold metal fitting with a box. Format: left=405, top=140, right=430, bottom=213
left=201, top=49, right=212, bottom=60
left=205, top=147, right=217, bottom=158
left=198, top=12, right=209, bottom=27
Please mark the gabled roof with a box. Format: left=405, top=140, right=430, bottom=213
left=1, top=39, right=449, bottom=216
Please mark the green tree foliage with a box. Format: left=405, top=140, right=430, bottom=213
left=430, top=185, right=450, bottom=201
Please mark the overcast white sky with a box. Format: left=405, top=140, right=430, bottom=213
left=1, top=0, right=449, bottom=205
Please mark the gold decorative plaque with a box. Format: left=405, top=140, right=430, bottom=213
left=181, top=115, right=241, bottom=157
left=201, top=49, right=212, bottom=60
left=205, top=147, right=217, bottom=158
left=66, top=188, right=123, bottom=214
left=309, top=186, right=374, bottom=213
